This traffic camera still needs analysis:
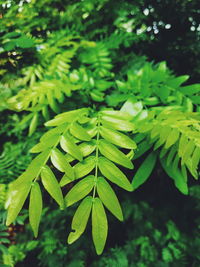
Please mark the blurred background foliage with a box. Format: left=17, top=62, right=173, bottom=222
left=0, top=0, right=200, bottom=266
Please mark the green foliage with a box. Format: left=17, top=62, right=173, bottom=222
left=0, top=0, right=200, bottom=261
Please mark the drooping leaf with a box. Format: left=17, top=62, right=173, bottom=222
left=6, top=181, right=32, bottom=226
left=97, top=177, right=123, bottom=221
left=100, top=110, right=133, bottom=120
left=70, top=122, right=91, bottom=141
left=99, top=126, right=137, bottom=149
left=98, top=157, right=132, bottom=191
left=29, top=182, right=43, bottom=237
left=68, top=196, right=93, bottom=244
left=120, top=99, right=143, bottom=117
left=50, top=148, right=74, bottom=178
left=98, top=139, right=133, bottom=169
left=92, top=197, right=108, bottom=255
left=160, top=158, right=188, bottom=195
left=45, top=108, right=88, bottom=126
left=30, top=134, right=60, bottom=153
left=41, top=165, right=64, bottom=208
left=132, top=152, right=157, bottom=190
left=164, top=128, right=180, bottom=149
left=65, top=175, right=95, bottom=207
left=74, top=156, right=96, bottom=179
left=101, top=115, right=135, bottom=131
left=60, top=134, right=83, bottom=161
left=29, top=112, right=38, bottom=136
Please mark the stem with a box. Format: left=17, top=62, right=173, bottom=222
left=92, top=115, right=100, bottom=199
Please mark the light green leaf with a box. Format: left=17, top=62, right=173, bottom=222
left=68, top=196, right=93, bottom=244
left=50, top=148, right=74, bottom=178
left=45, top=108, right=88, bottom=126
left=181, top=140, right=195, bottom=165
left=120, top=99, right=143, bottom=117
left=60, top=174, right=74, bottom=187
left=6, top=181, right=32, bottom=226
left=132, top=152, right=157, bottom=190
left=65, top=175, right=95, bottom=207
left=101, top=116, right=135, bottom=132
left=79, top=141, right=96, bottom=157
left=98, top=157, right=132, bottom=191
left=30, top=134, right=60, bottom=153
left=29, top=182, right=42, bottom=237
left=164, top=128, right=180, bottom=149
left=97, top=177, right=123, bottom=221
left=74, top=156, right=96, bottom=179
left=29, top=112, right=38, bottom=136
left=11, top=149, right=51, bottom=187
left=100, top=110, right=133, bottom=120
left=40, top=124, right=67, bottom=143
left=41, top=165, right=64, bottom=208
left=178, top=134, right=188, bottom=157
left=191, top=147, right=200, bottom=178
left=92, top=198, right=108, bottom=255
left=60, top=134, right=83, bottom=161
left=98, top=140, right=133, bottom=169
left=100, top=126, right=137, bottom=149
left=70, top=122, right=91, bottom=141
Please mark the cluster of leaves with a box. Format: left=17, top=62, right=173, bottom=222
left=0, top=0, right=200, bottom=261
left=5, top=107, right=137, bottom=254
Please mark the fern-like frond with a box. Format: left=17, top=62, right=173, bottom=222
left=5, top=107, right=137, bottom=255
left=135, top=109, right=200, bottom=194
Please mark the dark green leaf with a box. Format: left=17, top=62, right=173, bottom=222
left=132, top=152, right=157, bottom=190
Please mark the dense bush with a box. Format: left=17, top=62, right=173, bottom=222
left=0, top=0, right=199, bottom=266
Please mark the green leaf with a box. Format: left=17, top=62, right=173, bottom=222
left=98, top=140, right=133, bottom=169
left=65, top=175, right=95, bottom=207
left=30, top=134, right=60, bottom=153
left=120, top=99, right=143, bottom=117
left=29, top=182, right=42, bottom=237
left=45, top=108, right=88, bottom=126
left=101, top=116, right=135, bottom=131
left=41, top=165, right=64, bottom=208
left=70, top=122, right=91, bottom=141
left=179, top=84, right=200, bottom=95
left=40, top=124, right=67, bottom=143
left=97, top=177, right=123, bottom=221
left=92, top=197, right=108, bottom=255
left=11, top=149, right=51, bottom=187
left=60, top=134, right=83, bottom=161
left=181, top=140, right=195, bottom=165
left=164, top=128, right=180, bottom=149
left=98, top=157, right=132, bottom=191
left=74, top=156, right=96, bottom=179
left=160, top=158, right=188, bottom=195
left=29, top=112, right=38, bottom=136
left=68, top=196, right=93, bottom=244
left=6, top=181, right=32, bottom=226
left=50, top=148, right=74, bottom=178
left=132, top=152, right=157, bottom=190
left=134, top=140, right=153, bottom=159
left=100, top=110, right=133, bottom=120
left=100, top=126, right=137, bottom=149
